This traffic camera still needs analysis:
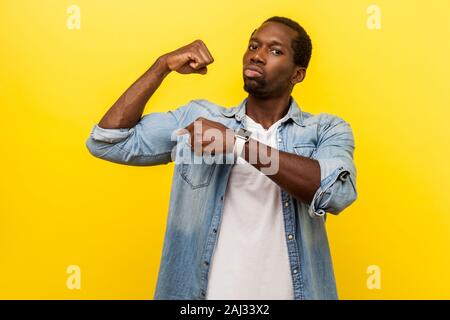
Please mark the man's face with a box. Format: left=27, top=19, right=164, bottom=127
left=243, top=21, right=302, bottom=99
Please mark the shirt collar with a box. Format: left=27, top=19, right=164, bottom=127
left=220, top=96, right=305, bottom=127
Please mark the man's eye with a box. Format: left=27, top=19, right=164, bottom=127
left=248, top=44, right=281, bottom=55
left=272, top=49, right=282, bottom=55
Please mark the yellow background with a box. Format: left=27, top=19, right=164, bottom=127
left=1, top=0, right=449, bottom=299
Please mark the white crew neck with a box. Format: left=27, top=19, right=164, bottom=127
left=244, top=113, right=289, bottom=133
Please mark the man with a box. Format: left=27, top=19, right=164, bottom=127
left=86, top=16, right=357, bottom=300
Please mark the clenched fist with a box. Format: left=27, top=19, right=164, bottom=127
left=176, top=117, right=236, bottom=156
left=160, top=40, right=214, bottom=75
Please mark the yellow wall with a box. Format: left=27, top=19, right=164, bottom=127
left=1, top=0, right=449, bottom=299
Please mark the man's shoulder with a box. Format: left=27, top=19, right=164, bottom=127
left=184, top=98, right=231, bottom=118
left=302, top=110, right=351, bottom=128
left=170, top=98, right=232, bottom=126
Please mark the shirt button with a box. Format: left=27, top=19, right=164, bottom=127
left=204, top=261, right=209, bottom=266
left=220, top=196, right=224, bottom=201
left=288, top=234, right=294, bottom=240
left=201, top=290, right=206, bottom=297
left=293, top=269, right=298, bottom=274
left=213, top=228, right=217, bottom=233
left=278, top=138, right=282, bottom=142
left=285, top=202, right=289, bottom=207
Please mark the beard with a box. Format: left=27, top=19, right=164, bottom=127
left=243, top=76, right=269, bottom=98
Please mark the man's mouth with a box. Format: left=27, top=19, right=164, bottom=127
left=244, top=69, right=263, bottom=78
left=243, top=65, right=264, bottom=78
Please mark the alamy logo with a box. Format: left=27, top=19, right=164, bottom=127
left=67, top=5, right=81, bottom=30
left=367, top=4, right=382, bottom=30
left=366, top=265, right=381, bottom=290
left=66, top=265, right=81, bottom=290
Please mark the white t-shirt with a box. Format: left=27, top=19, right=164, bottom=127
left=205, top=113, right=294, bottom=300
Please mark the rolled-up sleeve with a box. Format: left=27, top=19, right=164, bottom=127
left=85, top=101, right=193, bottom=166
left=308, top=115, right=358, bottom=218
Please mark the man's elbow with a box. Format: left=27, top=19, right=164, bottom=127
left=85, top=136, right=109, bottom=159
left=327, top=183, right=358, bottom=215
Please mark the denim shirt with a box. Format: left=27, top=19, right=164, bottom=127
left=85, top=97, right=357, bottom=300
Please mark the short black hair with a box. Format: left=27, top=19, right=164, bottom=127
left=252, top=16, right=312, bottom=69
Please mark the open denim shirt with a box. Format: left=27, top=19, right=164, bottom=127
left=85, top=96, right=357, bottom=300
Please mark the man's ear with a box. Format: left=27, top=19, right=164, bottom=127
left=291, top=67, right=306, bottom=85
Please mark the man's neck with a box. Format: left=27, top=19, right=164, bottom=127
left=245, top=95, right=292, bottom=130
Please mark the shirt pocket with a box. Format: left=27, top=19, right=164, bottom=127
left=174, top=135, right=217, bottom=189
left=293, top=143, right=317, bottom=158
left=179, top=163, right=216, bottom=189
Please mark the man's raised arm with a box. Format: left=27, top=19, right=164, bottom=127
left=98, top=40, right=214, bottom=129
left=86, top=40, right=214, bottom=166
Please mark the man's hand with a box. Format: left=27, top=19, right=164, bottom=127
left=161, top=40, right=214, bottom=75
left=176, top=117, right=236, bottom=156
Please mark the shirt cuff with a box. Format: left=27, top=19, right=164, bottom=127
left=90, top=124, right=134, bottom=143
left=308, top=158, right=350, bottom=218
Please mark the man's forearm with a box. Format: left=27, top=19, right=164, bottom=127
left=243, top=138, right=321, bottom=204
left=98, top=56, right=171, bottom=129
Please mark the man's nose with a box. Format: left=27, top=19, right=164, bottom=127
left=250, top=49, right=265, bottom=64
